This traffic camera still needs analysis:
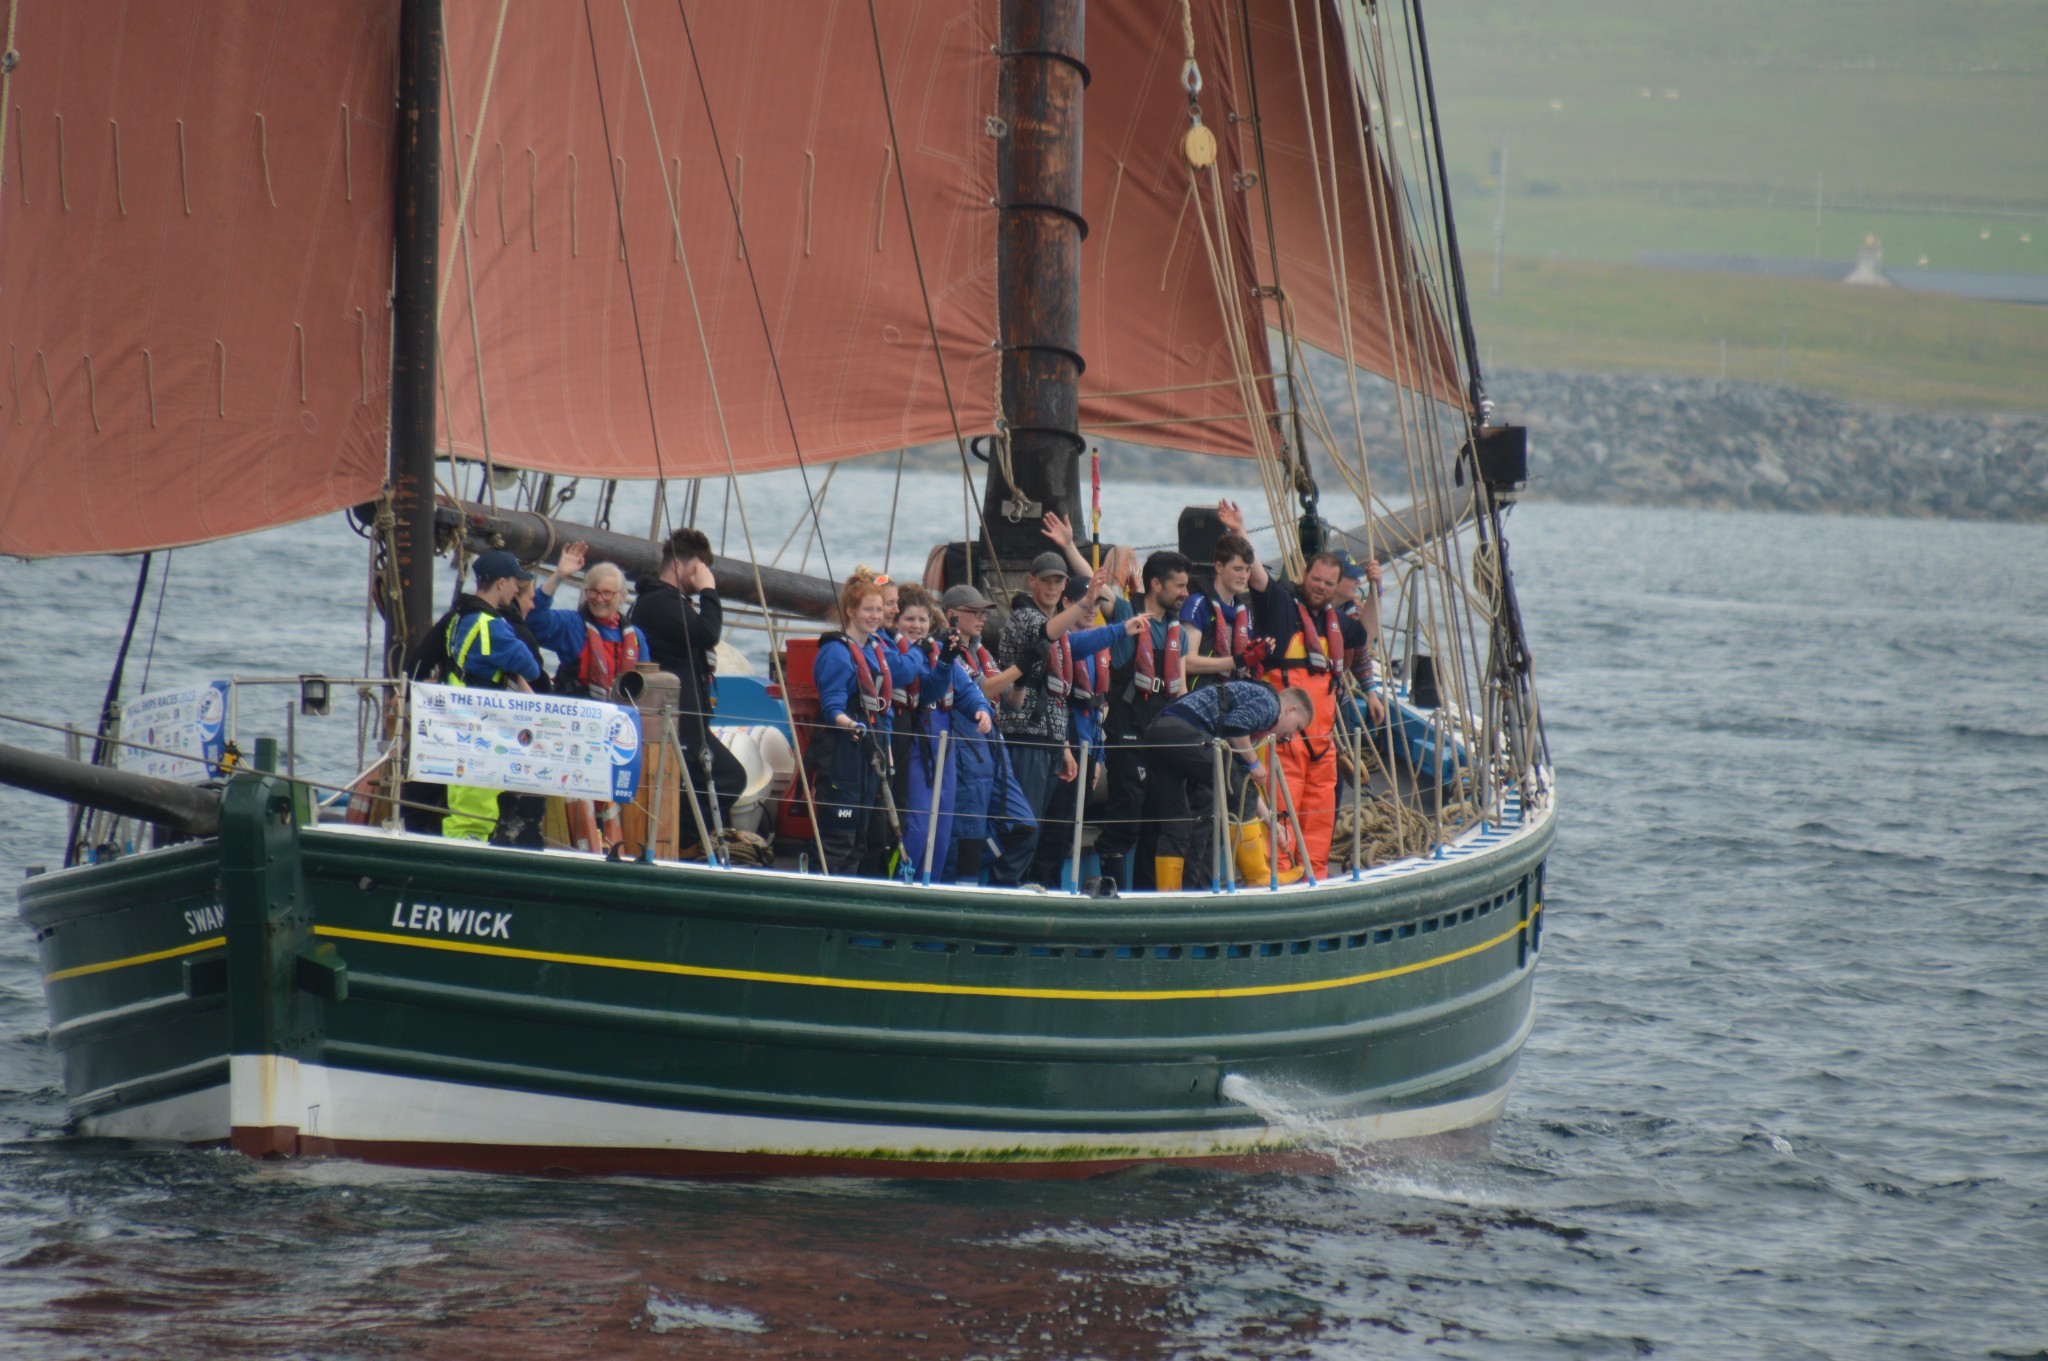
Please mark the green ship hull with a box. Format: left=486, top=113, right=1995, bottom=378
left=21, top=772, right=1553, bottom=1177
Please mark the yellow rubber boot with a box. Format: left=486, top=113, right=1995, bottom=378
left=1232, top=821, right=1303, bottom=886
left=1153, top=856, right=1186, bottom=892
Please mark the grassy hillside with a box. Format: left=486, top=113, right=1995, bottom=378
left=1466, top=257, right=2048, bottom=413
left=1424, top=0, right=2048, bottom=272
left=1397, top=1, right=2048, bottom=412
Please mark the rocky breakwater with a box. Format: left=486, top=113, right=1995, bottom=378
left=1481, top=373, right=2048, bottom=522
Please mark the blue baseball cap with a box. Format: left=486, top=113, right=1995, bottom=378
left=1332, top=550, right=1368, bottom=581
left=472, top=549, right=535, bottom=585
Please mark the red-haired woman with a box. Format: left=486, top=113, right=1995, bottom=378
left=809, top=571, right=929, bottom=875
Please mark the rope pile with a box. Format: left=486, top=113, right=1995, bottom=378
left=1336, top=794, right=1451, bottom=870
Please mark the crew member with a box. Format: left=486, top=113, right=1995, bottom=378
left=894, top=587, right=996, bottom=881
left=810, top=571, right=929, bottom=876
left=1250, top=550, right=1387, bottom=877
left=937, top=584, right=1029, bottom=884
left=876, top=575, right=902, bottom=648
left=989, top=548, right=1119, bottom=888
left=1181, top=520, right=1264, bottom=687
left=1330, top=550, right=1384, bottom=636
left=1029, top=517, right=1153, bottom=888
left=1085, top=546, right=1232, bottom=889
left=405, top=550, right=544, bottom=842
left=1145, top=681, right=1315, bottom=890
left=530, top=541, right=648, bottom=699
left=630, top=528, right=747, bottom=846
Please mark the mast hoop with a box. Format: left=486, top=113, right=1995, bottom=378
left=996, top=341, right=1087, bottom=377
left=994, top=48, right=1091, bottom=88
left=995, top=197, right=1089, bottom=240
left=997, top=423, right=1085, bottom=460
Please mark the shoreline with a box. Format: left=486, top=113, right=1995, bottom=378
left=862, top=367, right=2047, bottom=525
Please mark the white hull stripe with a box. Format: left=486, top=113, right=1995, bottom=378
left=218, top=1058, right=1508, bottom=1162
left=78, top=1081, right=230, bottom=1145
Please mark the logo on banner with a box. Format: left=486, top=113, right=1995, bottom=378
left=605, top=709, right=641, bottom=802
left=197, top=685, right=226, bottom=742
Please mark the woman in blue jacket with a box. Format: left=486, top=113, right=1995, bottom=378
left=892, top=588, right=996, bottom=882
left=810, top=571, right=928, bottom=875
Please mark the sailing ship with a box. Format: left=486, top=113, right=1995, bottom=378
left=1, top=0, right=1551, bottom=1176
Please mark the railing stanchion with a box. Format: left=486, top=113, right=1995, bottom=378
left=1273, top=748, right=1317, bottom=887
left=924, top=726, right=951, bottom=887
left=1211, top=738, right=1227, bottom=894
left=1069, top=734, right=1087, bottom=893
left=1263, top=735, right=1280, bottom=892
left=669, top=713, right=717, bottom=866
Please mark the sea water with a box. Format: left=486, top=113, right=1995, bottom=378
left=1, top=477, right=2043, bottom=1358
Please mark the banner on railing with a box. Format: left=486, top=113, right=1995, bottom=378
left=122, top=682, right=230, bottom=784
left=405, top=684, right=640, bottom=802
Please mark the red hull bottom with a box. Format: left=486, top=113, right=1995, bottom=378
left=232, top=1124, right=1495, bottom=1181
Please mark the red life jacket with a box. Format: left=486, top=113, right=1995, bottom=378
left=891, top=635, right=915, bottom=710
left=1205, top=596, right=1253, bottom=662
left=1046, top=631, right=1112, bottom=712
left=574, top=617, right=641, bottom=695
left=903, top=639, right=956, bottom=710
left=1269, top=600, right=1346, bottom=679
left=1129, top=615, right=1186, bottom=699
left=968, top=642, right=1001, bottom=679
left=839, top=634, right=893, bottom=715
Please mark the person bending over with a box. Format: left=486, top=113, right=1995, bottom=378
left=1144, top=681, right=1315, bottom=890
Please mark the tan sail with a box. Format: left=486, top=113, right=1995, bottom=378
left=1235, top=0, right=1460, bottom=406
left=436, top=0, right=1459, bottom=480
left=0, top=0, right=1463, bottom=555
left=434, top=1, right=1001, bottom=481
left=1077, top=0, right=1274, bottom=457
left=0, top=0, right=397, bottom=559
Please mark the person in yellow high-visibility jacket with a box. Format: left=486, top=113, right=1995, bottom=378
left=407, top=550, right=544, bottom=841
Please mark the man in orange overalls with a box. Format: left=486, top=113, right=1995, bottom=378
left=1250, top=550, right=1385, bottom=877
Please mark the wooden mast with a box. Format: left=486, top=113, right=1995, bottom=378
left=386, top=0, right=443, bottom=670
left=982, top=0, right=1088, bottom=563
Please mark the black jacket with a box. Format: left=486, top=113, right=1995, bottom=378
left=629, top=575, right=721, bottom=720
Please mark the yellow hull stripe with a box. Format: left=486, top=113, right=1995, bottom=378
left=312, top=905, right=1540, bottom=1003
left=45, top=936, right=225, bottom=984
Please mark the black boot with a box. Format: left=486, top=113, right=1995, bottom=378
left=952, top=837, right=985, bottom=885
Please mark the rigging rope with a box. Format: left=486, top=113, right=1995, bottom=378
left=66, top=553, right=151, bottom=867
left=1354, top=5, right=1487, bottom=766
left=1231, top=0, right=1309, bottom=480
left=608, top=0, right=831, bottom=871
left=672, top=0, right=837, bottom=589
left=436, top=4, right=510, bottom=513
left=137, top=549, right=173, bottom=694
left=1283, top=0, right=1377, bottom=535
left=1174, top=3, right=1300, bottom=581
left=883, top=447, right=907, bottom=570
left=0, top=0, right=19, bottom=248
left=863, top=0, right=1011, bottom=599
